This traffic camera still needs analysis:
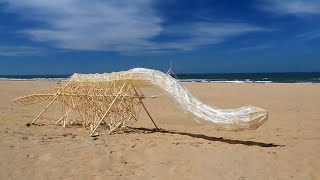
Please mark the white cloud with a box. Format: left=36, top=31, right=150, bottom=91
left=258, top=0, right=320, bottom=16
left=0, top=46, right=44, bottom=56
left=230, top=44, right=270, bottom=53
left=119, top=23, right=268, bottom=54
left=3, top=0, right=266, bottom=54
left=158, top=23, right=267, bottom=51
left=5, top=0, right=162, bottom=51
left=296, top=32, right=320, bottom=40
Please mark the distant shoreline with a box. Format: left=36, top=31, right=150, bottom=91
left=1, top=72, right=319, bottom=84
left=0, top=79, right=319, bottom=84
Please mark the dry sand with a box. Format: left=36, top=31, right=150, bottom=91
left=0, top=80, right=319, bottom=179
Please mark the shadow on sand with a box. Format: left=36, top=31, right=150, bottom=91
left=129, top=127, right=284, bottom=148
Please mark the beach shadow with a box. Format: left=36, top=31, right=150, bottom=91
left=129, top=127, right=284, bottom=148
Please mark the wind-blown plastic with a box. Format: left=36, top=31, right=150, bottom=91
left=69, top=68, right=268, bottom=131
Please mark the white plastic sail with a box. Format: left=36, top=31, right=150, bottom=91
left=70, top=68, right=268, bottom=131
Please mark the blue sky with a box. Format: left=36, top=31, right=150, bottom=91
left=0, top=0, right=319, bottom=74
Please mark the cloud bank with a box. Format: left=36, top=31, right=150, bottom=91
left=258, top=0, right=320, bottom=16
left=0, top=46, right=43, bottom=56
left=2, top=0, right=266, bottom=54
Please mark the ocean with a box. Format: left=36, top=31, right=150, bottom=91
left=0, top=72, right=319, bottom=84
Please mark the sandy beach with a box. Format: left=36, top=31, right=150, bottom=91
left=0, top=80, right=319, bottom=179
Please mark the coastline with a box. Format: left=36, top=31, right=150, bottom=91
left=1, top=78, right=320, bottom=85
left=1, top=71, right=319, bottom=84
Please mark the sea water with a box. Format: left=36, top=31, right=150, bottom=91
left=0, top=72, right=319, bottom=84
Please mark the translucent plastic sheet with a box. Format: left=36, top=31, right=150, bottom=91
left=70, top=68, right=268, bottom=131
